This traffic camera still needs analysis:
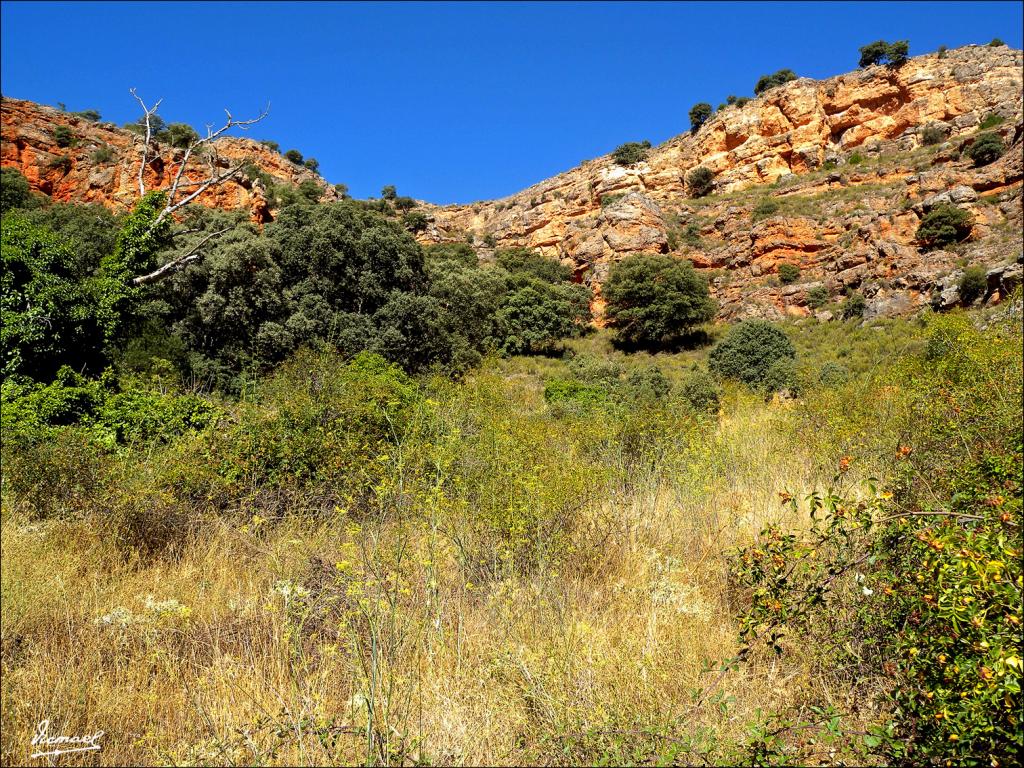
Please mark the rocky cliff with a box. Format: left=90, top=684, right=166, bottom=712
left=1, top=97, right=337, bottom=223
left=3, top=45, right=1022, bottom=320
left=420, top=44, right=1023, bottom=319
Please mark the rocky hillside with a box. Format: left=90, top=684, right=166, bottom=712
left=1, top=97, right=338, bottom=223
left=2, top=45, right=1021, bottom=320
left=421, top=44, right=1023, bottom=319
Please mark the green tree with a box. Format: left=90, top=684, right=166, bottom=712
left=611, top=141, right=651, bottom=166
left=689, top=102, right=713, bottom=132
left=602, top=254, right=717, bottom=350
left=495, top=247, right=573, bottom=284
left=492, top=281, right=591, bottom=355
left=958, top=265, right=988, bottom=303
left=381, top=185, right=398, bottom=200
left=303, top=157, right=320, bottom=173
left=778, top=263, right=801, bottom=284
left=53, top=125, right=75, bottom=148
left=687, top=166, right=714, bottom=197
left=708, top=319, right=796, bottom=390
left=754, top=68, right=798, bottom=95
left=166, top=123, right=199, bottom=149
left=1, top=168, right=35, bottom=213
left=916, top=204, right=973, bottom=249
left=284, top=149, right=304, bottom=165
left=965, top=132, right=1004, bottom=167
left=859, top=40, right=909, bottom=67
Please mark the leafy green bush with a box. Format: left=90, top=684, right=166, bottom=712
left=978, top=113, right=1005, bottom=130
left=495, top=247, right=572, bottom=284
left=709, top=319, right=796, bottom=390
left=602, top=254, right=716, bottom=350
left=858, top=39, right=909, bottom=67
left=988, top=37, right=1006, bottom=46
left=72, top=109, right=101, bottom=122
left=958, top=265, right=988, bottom=304
left=543, top=378, right=609, bottom=409
left=303, top=157, right=320, bottom=173
left=623, top=365, right=672, bottom=403
left=841, top=292, right=866, bottom=320
left=761, top=357, right=799, bottom=395
left=492, top=281, right=591, bottom=355
left=916, top=204, right=973, bottom=249
left=752, top=198, right=779, bottom=221
left=53, top=125, right=74, bottom=147
left=259, top=140, right=280, bottom=152
left=403, top=210, right=429, bottom=232
left=847, top=151, right=864, bottom=165
left=284, top=149, right=304, bottom=165
left=920, top=124, right=946, bottom=146
left=679, top=368, right=720, bottom=413
left=1, top=167, right=34, bottom=212
left=753, top=69, right=797, bottom=95
left=817, top=360, right=850, bottom=387
left=965, top=132, right=1004, bottom=167
left=611, top=141, right=651, bottom=166
left=166, top=123, right=199, bottom=149
left=689, top=102, right=713, bottom=132
left=687, top=166, right=714, bottom=198
left=806, top=285, right=830, bottom=309
left=381, top=185, right=398, bottom=200
left=777, top=263, right=801, bottom=284
left=90, top=145, right=115, bottom=163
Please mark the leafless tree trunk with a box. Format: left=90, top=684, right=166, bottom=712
left=127, top=89, right=269, bottom=286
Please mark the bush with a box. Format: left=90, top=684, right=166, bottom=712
left=937, top=44, right=947, bottom=58
left=46, top=155, right=72, bottom=174
left=543, top=378, right=608, bottom=409
left=916, top=204, right=973, bottom=249
left=602, top=254, right=717, bottom=350
left=303, top=157, right=320, bottom=173
left=679, top=368, right=720, bottom=413
left=495, top=247, right=572, bottom=284
left=72, top=109, right=101, bottom=122
left=848, top=151, right=864, bottom=165
left=611, top=141, right=651, bottom=166
left=806, top=285, right=830, bottom=309
left=958, top=265, right=988, bottom=304
left=965, top=132, right=1004, bottom=167
left=708, top=319, right=796, bottom=390
left=394, top=196, right=417, bottom=212
left=841, top=292, right=866, bottom=320
left=1, top=167, right=34, bottom=212
left=988, top=37, right=1006, bottom=46
left=53, top=125, right=74, bottom=147
left=90, top=145, right=115, bottom=163
left=920, top=124, right=946, bottom=146
left=978, top=113, right=1005, bottom=130
left=166, top=123, right=199, bottom=149
left=753, top=69, right=797, bottom=95
left=686, top=166, right=714, bottom=198
left=778, top=263, right=801, bottom=284
left=858, top=39, right=909, bottom=67
left=403, top=211, right=429, bottom=233
left=381, top=185, right=398, bottom=200
left=334, top=183, right=349, bottom=198
left=284, top=149, right=304, bottom=165
left=689, top=102, right=713, bottom=132
left=761, top=357, right=799, bottom=395
left=817, top=360, right=850, bottom=387
left=259, top=140, right=280, bottom=152
left=491, top=281, right=591, bottom=355
left=752, top=197, right=779, bottom=221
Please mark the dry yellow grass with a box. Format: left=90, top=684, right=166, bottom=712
left=1, top=362, right=886, bottom=766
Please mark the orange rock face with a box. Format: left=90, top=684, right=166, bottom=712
left=1, top=97, right=336, bottom=222
left=418, top=45, right=1022, bottom=318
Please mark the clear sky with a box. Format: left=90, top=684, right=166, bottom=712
left=2, top=1, right=1021, bottom=204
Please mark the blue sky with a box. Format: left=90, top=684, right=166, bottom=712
left=2, top=1, right=1021, bottom=204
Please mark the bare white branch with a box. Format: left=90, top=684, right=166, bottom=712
left=129, top=88, right=163, bottom=197
left=130, top=227, right=232, bottom=286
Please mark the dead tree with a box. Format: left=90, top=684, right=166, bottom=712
left=127, top=89, right=269, bottom=286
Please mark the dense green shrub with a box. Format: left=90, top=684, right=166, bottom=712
left=847, top=151, right=864, bottom=165
left=90, top=145, right=115, bottom=163
left=1, top=167, right=35, bottom=212
left=381, top=185, right=398, bottom=200
left=284, top=149, right=304, bottom=165
left=623, top=365, right=672, bottom=403
left=297, top=179, right=323, bottom=203
left=491, top=281, right=591, bottom=355
left=777, top=263, right=801, bottom=284
left=916, top=204, right=973, bottom=249
left=753, top=69, right=797, bottom=95
left=602, top=254, right=716, bottom=350
left=937, top=44, right=947, bottom=58
left=495, top=247, right=572, bottom=284
left=259, top=140, right=280, bottom=152
left=53, top=125, right=74, bottom=147
left=303, top=157, right=320, bottom=173
left=424, top=242, right=478, bottom=268
left=611, top=141, right=651, bottom=166
left=679, top=368, right=720, bottom=413
left=920, top=124, right=946, bottom=146
left=166, top=123, right=199, bottom=149
left=858, top=39, right=909, bottom=67
left=403, top=210, right=429, bottom=232
left=988, top=37, right=1006, bottom=46
left=334, top=182, right=349, bottom=198
left=689, top=102, right=713, bottom=132
left=752, top=197, right=779, bottom=221
left=709, top=319, right=796, bottom=390
left=761, top=357, right=799, bottom=394
left=687, top=166, right=714, bottom=198
left=965, top=132, right=1004, bottom=167
left=817, top=360, right=850, bottom=386
left=958, top=265, right=988, bottom=303
left=72, top=109, right=101, bottom=122
left=978, top=113, right=1005, bottom=130
left=806, top=285, right=830, bottom=309
left=841, top=292, right=866, bottom=320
